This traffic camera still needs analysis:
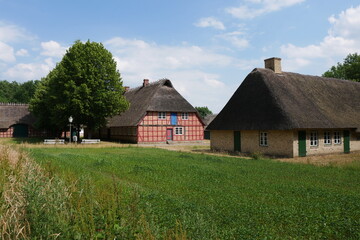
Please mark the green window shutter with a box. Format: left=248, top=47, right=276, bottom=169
left=298, top=131, right=306, bottom=157
left=234, top=131, right=241, bottom=152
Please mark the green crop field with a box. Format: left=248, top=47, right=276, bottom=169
left=1, top=145, right=360, bottom=239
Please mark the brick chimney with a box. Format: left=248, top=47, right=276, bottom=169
left=143, top=79, right=149, bottom=87
left=264, top=57, right=282, bottom=73
left=124, top=86, right=130, bottom=92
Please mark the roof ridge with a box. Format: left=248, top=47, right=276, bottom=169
left=126, top=79, right=172, bottom=92
left=256, top=68, right=360, bottom=84
left=0, top=102, right=29, bottom=106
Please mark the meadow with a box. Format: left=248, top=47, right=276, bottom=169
left=1, top=144, right=360, bottom=239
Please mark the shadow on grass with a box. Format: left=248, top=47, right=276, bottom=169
left=10, top=137, right=45, bottom=144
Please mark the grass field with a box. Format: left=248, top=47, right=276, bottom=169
left=1, top=143, right=360, bottom=239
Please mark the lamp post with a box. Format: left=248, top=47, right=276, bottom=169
left=69, top=116, right=73, bottom=143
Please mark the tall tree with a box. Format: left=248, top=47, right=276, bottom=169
left=323, top=53, right=360, bottom=82
left=30, top=40, right=129, bottom=136
left=195, top=106, right=213, bottom=119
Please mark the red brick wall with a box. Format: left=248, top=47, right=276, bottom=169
left=137, top=112, right=204, bottom=143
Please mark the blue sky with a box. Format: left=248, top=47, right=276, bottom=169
left=1, top=0, right=360, bottom=112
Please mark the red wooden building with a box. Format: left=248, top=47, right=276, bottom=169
left=100, top=79, right=204, bottom=143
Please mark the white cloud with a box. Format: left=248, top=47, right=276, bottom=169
left=15, top=48, right=29, bottom=56
left=105, top=37, right=233, bottom=78
left=226, top=0, right=305, bottom=19
left=41, top=40, right=67, bottom=57
left=217, top=31, right=249, bottom=49
left=281, top=5, right=360, bottom=72
left=4, top=58, right=55, bottom=81
left=194, top=17, right=225, bottom=30
left=0, top=21, right=35, bottom=43
left=203, top=75, right=225, bottom=88
left=157, top=70, right=230, bottom=112
left=328, top=5, right=360, bottom=39
left=0, top=41, right=16, bottom=62
left=104, top=37, right=236, bottom=112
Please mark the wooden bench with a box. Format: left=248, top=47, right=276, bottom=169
left=44, top=139, right=65, bottom=144
left=81, top=139, right=101, bottom=144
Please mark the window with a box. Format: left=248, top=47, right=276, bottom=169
left=324, top=131, right=331, bottom=145
left=181, top=112, right=189, bottom=120
left=310, top=132, right=318, bottom=146
left=174, top=127, right=183, bottom=135
left=334, top=131, right=341, bottom=144
left=260, top=132, right=268, bottom=146
left=158, top=112, right=166, bottom=119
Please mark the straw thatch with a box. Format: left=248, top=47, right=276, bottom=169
left=108, top=79, right=199, bottom=127
left=0, top=103, right=35, bottom=129
left=207, top=68, right=360, bottom=131
left=204, top=114, right=217, bottom=129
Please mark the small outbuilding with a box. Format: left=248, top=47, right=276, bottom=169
left=0, top=103, right=47, bottom=137
left=207, top=58, right=360, bottom=157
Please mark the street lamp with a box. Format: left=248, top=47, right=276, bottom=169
left=69, top=116, right=73, bottom=143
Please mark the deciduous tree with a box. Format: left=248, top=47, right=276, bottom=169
left=323, top=53, right=360, bottom=82
left=0, top=80, right=39, bottom=103
left=30, top=40, right=129, bottom=136
left=195, top=106, right=213, bottom=119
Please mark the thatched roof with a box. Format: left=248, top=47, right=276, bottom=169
left=204, top=114, right=218, bottom=128
left=108, top=79, right=200, bottom=127
left=0, top=103, right=36, bottom=129
left=207, top=68, right=360, bottom=131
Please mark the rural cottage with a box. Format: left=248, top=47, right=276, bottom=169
left=91, top=79, right=204, bottom=143
left=207, top=58, right=360, bottom=157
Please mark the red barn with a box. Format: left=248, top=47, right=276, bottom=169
left=98, top=79, right=204, bottom=143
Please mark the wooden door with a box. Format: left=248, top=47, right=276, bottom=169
left=13, top=124, right=28, bottom=138
left=298, top=131, right=306, bottom=157
left=234, top=131, right=241, bottom=152
left=166, top=128, right=173, bottom=141
left=344, top=130, right=350, bottom=153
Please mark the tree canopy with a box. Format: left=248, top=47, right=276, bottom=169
left=0, top=80, right=40, bottom=103
left=323, top=53, right=360, bottom=82
left=195, top=106, right=213, bottom=119
left=30, top=40, right=129, bottom=134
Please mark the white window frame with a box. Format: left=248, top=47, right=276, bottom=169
left=174, top=127, right=183, bottom=135
left=181, top=112, right=189, bottom=120
left=310, top=132, right=318, bottom=146
left=334, top=131, right=341, bottom=144
left=324, top=131, right=331, bottom=145
left=259, top=132, right=268, bottom=146
left=158, top=112, right=166, bottom=119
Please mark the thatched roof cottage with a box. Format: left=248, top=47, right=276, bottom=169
left=92, top=79, right=204, bottom=143
left=207, top=58, right=360, bottom=157
left=0, top=103, right=40, bottom=137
